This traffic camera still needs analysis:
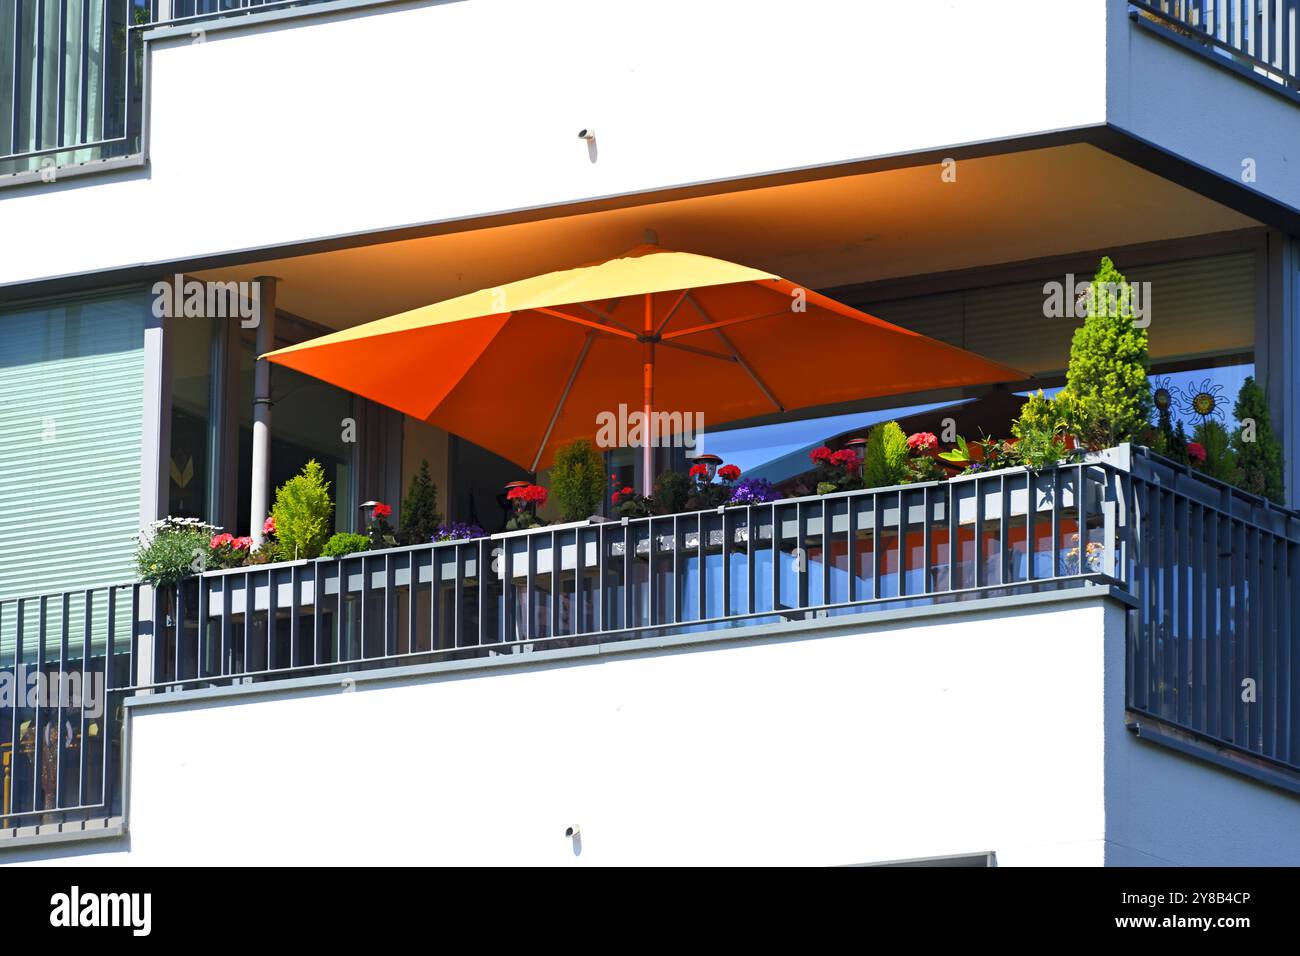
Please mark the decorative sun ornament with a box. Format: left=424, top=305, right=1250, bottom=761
left=1149, top=376, right=1179, bottom=417
left=1182, top=378, right=1227, bottom=424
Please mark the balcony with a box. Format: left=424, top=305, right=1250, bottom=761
left=1131, top=0, right=1300, bottom=103
left=3, top=443, right=1298, bottom=837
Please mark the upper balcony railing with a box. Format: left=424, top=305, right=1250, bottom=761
left=5, top=445, right=1300, bottom=835
left=1132, top=0, right=1300, bottom=99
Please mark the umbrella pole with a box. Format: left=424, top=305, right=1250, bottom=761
left=642, top=335, right=655, bottom=496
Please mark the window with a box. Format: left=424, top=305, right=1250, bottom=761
left=0, top=289, right=147, bottom=600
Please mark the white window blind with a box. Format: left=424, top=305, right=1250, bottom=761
left=0, top=292, right=146, bottom=603
left=864, top=252, right=1256, bottom=377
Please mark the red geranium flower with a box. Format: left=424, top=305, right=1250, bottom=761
left=232, top=536, right=253, bottom=550
left=1186, top=441, right=1207, bottom=464
left=907, top=432, right=938, bottom=453
left=718, top=464, right=741, bottom=481
left=810, top=446, right=832, bottom=464
left=829, top=449, right=860, bottom=470
left=262, top=515, right=276, bottom=536
left=373, top=502, right=392, bottom=519
left=509, top=484, right=548, bottom=505
left=689, top=463, right=709, bottom=479
left=210, top=533, right=233, bottom=549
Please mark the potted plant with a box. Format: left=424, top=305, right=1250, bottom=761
left=808, top=444, right=864, bottom=494
left=727, top=476, right=780, bottom=505
left=550, top=438, right=607, bottom=522
left=269, top=459, right=334, bottom=560
left=360, top=500, right=397, bottom=549
left=398, top=459, right=442, bottom=544
left=505, top=482, right=548, bottom=531
left=322, top=532, right=371, bottom=558
left=611, top=482, right=653, bottom=519
left=432, top=522, right=485, bottom=542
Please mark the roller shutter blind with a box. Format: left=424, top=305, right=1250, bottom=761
left=0, top=292, right=146, bottom=606
left=863, top=252, right=1255, bottom=376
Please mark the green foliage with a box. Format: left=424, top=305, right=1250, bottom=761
left=653, top=470, right=692, bottom=515
left=1058, top=257, right=1150, bottom=448
left=399, top=459, right=441, bottom=545
left=1150, top=402, right=1180, bottom=462
left=270, top=459, right=333, bottom=560
left=1169, top=420, right=1191, bottom=466
left=322, top=532, right=370, bottom=558
left=1192, top=420, right=1239, bottom=484
left=550, top=439, right=607, bottom=521
left=135, top=518, right=216, bottom=588
left=864, top=421, right=909, bottom=487
left=1011, top=391, right=1070, bottom=469
left=906, top=456, right=945, bottom=483
left=612, top=489, right=653, bottom=519
left=816, top=481, right=838, bottom=496
left=938, top=434, right=975, bottom=465
left=505, top=511, right=546, bottom=532
left=1231, top=377, right=1285, bottom=503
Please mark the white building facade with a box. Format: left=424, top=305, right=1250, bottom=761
left=2, top=0, right=1300, bottom=865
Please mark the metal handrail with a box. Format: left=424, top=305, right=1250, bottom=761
left=1131, top=0, right=1300, bottom=92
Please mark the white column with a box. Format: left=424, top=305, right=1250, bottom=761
left=250, top=277, right=277, bottom=547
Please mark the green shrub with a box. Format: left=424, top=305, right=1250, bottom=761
left=653, top=470, right=692, bottom=515
left=1011, top=390, right=1069, bottom=469
left=399, top=459, right=441, bottom=544
left=550, top=439, right=606, bottom=521
left=1231, top=377, right=1285, bottom=503
left=322, top=532, right=370, bottom=558
left=135, top=518, right=218, bottom=588
left=1170, top=420, right=1191, bottom=466
left=1058, top=257, right=1150, bottom=448
left=1192, top=420, right=1239, bottom=484
left=270, top=459, right=333, bottom=560
left=864, top=421, right=909, bottom=487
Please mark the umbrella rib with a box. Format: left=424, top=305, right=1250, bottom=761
left=661, top=307, right=791, bottom=341
left=531, top=331, right=596, bottom=473
left=656, top=339, right=737, bottom=363
left=684, top=292, right=785, bottom=412
left=533, top=306, right=638, bottom=339
left=577, top=302, right=638, bottom=337
left=652, top=289, right=691, bottom=338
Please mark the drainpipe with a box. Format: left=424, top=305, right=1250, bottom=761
left=250, top=277, right=277, bottom=548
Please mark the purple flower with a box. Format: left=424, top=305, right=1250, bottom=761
left=728, top=477, right=780, bottom=505
left=432, top=522, right=485, bottom=542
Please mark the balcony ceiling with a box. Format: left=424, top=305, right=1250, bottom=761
left=195, top=143, right=1257, bottom=332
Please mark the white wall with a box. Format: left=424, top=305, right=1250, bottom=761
left=7, top=598, right=1116, bottom=866
left=0, top=0, right=1108, bottom=287
left=1108, top=0, right=1300, bottom=212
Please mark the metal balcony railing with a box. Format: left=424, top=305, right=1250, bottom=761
left=3, top=446, right=1299, bottom=833
left=1132, top=0, right=1300, bottom=97
left=0, top=1, right=144, bottom=177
